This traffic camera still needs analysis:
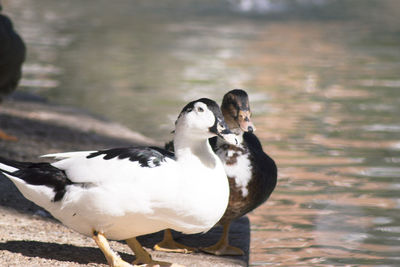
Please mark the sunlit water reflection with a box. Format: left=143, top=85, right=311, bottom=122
left=3, top=0, right=400, bottom=266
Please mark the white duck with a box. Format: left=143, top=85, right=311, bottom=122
left=0, top=98, right=237, bottom=267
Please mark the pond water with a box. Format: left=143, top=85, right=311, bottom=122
left=3, top=0, right=400, bottom=266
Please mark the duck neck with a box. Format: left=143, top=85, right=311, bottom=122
left=173, top=133, right=218, bottom=168
left=229, top=127, right=244, bottom=144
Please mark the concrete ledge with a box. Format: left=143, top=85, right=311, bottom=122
left=137, top=217, right=249, bottom=266
left=0, top=95, right=249, bottom=266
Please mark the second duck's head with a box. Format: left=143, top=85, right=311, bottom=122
left=221, top=89, right=256, bottom=134
left=175, top=98, right=238, bottom=145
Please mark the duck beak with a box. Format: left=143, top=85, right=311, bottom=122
left=209, top=119, right=238, bottom=145
left=238, top=110, right=256, bottom=133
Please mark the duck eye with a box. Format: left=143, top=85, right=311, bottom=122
left=197, top=107, right=204, bottom=112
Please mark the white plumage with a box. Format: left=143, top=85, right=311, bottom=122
left=214, top=139, right=252, bottom=197
left=0, top=98, right=237, bottom=266
left=39, top=150, right=226, bottom=239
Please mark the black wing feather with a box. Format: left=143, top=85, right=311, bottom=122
left=86, top=146, right=175, bottom=168
left=243, top=132, right=277, bottom=207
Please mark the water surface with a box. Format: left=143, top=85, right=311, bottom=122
left=4, top=0, right=400, bottom=265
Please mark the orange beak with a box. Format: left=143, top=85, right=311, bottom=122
left=238, top=110, right=255, bottom=133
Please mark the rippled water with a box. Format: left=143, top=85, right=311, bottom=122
left=3, top=0, right=400, bottom=266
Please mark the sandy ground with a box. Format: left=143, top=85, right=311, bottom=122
left=0, top=93, right=249, bottom=267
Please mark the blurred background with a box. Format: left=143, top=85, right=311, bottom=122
left=3, top=0, right=400, bottom=266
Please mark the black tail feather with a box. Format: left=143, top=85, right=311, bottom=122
left=0, top=156, right=72, bottom=201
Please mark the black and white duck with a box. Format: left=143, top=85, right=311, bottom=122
left=155, top=89, right=277, bottom=256
left=0, top=98, right=238, bottom=267
left=0, top=5, right=26, bottom=141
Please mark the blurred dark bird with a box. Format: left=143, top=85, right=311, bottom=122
left=0, top=5, right=26, bottom=141
left=155, top=89, right=278, bottom=256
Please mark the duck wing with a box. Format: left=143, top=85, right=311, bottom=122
left=42, top=146, right=176, bottom=184
left=243, top=132, right=277, bottom=206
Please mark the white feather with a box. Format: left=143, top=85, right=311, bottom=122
left=0, top=162, right=18, bottom=173
left=215, top=139, right=252, bottom=197
left=41, top=151, right=96, bottom=159
left=224, top=152, right=252, bottom=197
left=0, top=99, right=230, bottom=241
left=2, top=172, right=56, bottom=209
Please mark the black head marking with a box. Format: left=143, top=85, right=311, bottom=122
left=176, top=98, right=225, bottom=126
left=87, top=146, right=175, bottom=168
left=179, top=98, right=221, bottom=116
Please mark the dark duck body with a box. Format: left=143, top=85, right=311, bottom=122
left=0, top=6, right=26, bottom=141
left=155, top=89, right=277, bottom=256
left=0, top=7, right=25, bottom=100
left=210, top=131, right=277, bottom=227
left=201, top=89, right=277, bottom=255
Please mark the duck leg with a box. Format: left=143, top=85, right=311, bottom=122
left=201, top=222, right=244, bottom=256
left=0, top=129, right=17, bottom=141
left=126, top=237, right=170, bottom=266
left=92, top=231, right=134, bottom=267
left=153, top=229, right=196, bottom=254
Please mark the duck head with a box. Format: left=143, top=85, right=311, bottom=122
left=175, top=98, right=238, bottom=145
left=221, top=89, right=256, bottom=134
